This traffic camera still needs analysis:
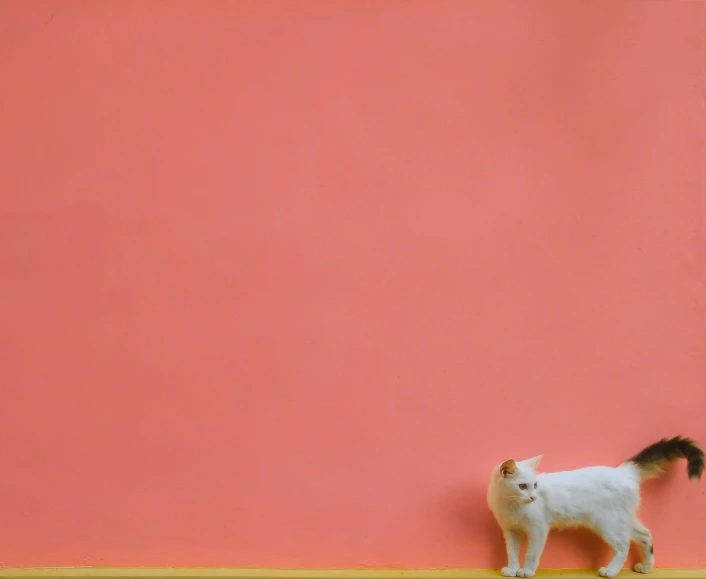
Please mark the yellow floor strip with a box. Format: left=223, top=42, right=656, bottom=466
left=0, top=569, right=701, bottom=579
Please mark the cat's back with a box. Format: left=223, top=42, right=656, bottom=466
left=538, top=465, right=641, bottom=528
left=539, top=464, right=639, bottom=493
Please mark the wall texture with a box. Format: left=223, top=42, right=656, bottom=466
left=1, top=0, right=705, bottom=570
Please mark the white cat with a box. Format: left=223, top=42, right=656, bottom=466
left=487, top=436, right=704, bottom=578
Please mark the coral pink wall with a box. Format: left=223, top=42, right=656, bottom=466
left=1, top=0, right=705, bottom=570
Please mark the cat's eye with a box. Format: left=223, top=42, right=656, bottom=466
left=534, top=483, right=538, bottom=489
left=519, top=484, right=527, bottom=490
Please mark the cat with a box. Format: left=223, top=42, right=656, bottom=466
left=487, top=436, right=704, bottom=578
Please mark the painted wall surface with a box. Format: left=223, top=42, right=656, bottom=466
left=1, top=0, right=705, bottom=570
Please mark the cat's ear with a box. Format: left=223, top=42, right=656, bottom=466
left=500, top=459, right=517, bottom=478
left=523, top=454, right=544, bottom=470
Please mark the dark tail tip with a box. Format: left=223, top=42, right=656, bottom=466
left=629, top=436, right=705, bottom=482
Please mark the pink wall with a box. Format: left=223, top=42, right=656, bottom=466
left=1, top=0, right=705, bottom=570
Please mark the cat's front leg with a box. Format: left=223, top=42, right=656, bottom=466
left=518, top=524, right=548, bottom=578
left=501, top=529, right=522, bottom=576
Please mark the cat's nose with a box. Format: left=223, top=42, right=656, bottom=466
left=529, top=496, right=536, bottom=502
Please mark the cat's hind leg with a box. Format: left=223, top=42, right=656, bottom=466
left=597, top=526, right=631, bottom=578
left=631, top=519, right=654, bottom=574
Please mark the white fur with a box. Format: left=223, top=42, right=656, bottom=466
left=487, top=456, right=654, bottom=578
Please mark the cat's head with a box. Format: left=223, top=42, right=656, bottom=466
left=490, top=455, right=543, bottom=505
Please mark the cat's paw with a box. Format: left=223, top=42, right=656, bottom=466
left=633, top=563, right=652, bottom=574
left=500, top=568, right=518, bottom=577
left=598, top=567, right=618, bottom=578
left=516, top=569, right=535, bottom=578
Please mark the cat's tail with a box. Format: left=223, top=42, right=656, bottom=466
left=623, top=436, right=704, bottom=483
